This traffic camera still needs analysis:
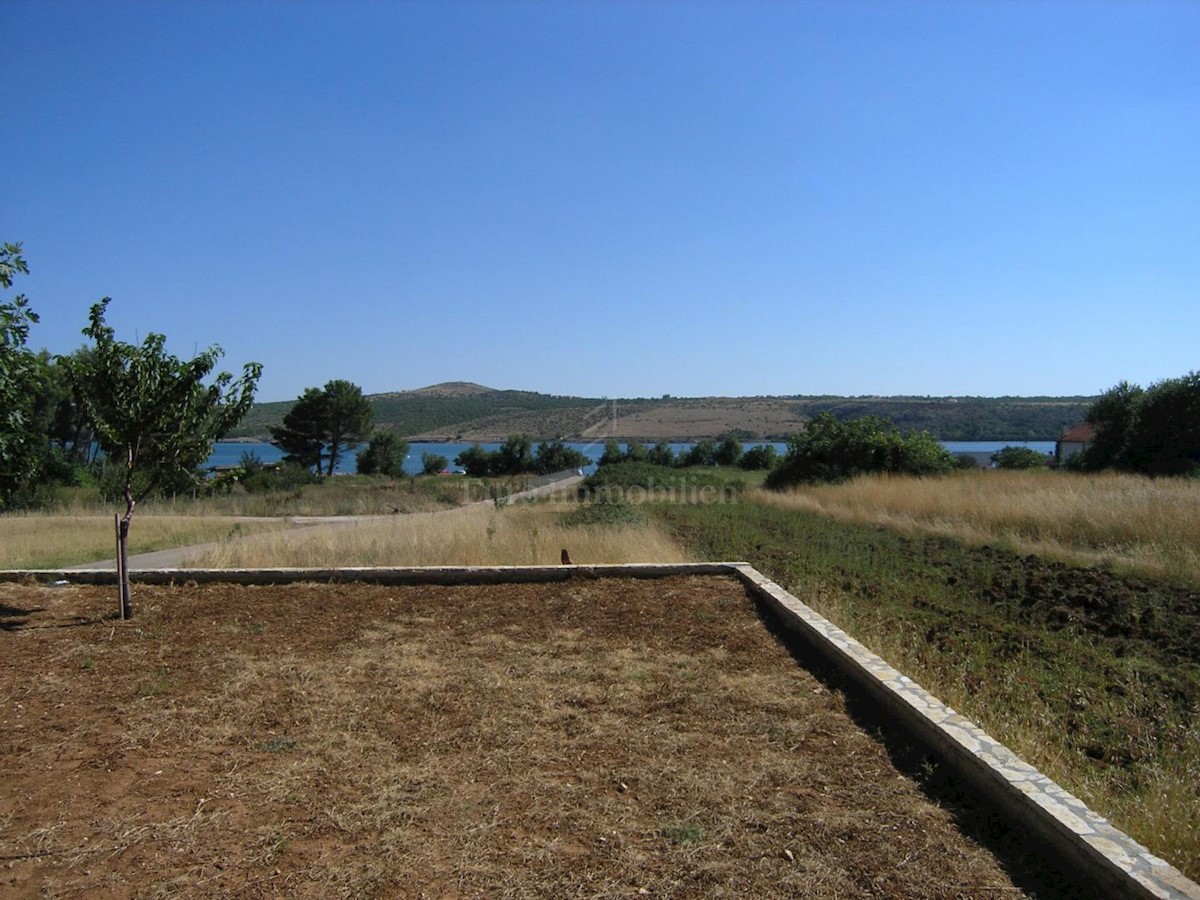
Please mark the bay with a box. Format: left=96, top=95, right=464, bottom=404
left=207, top=438, right=1058, bottom=476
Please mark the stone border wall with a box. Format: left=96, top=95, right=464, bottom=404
left=3, top=562, right=1196, bottom=899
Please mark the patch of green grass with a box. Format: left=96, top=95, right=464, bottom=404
left=661, top=822, right=705, bottom=845
left=256, top=735, right=297, bottom=753
left=559, top=499, right=647, bottom=529
left=137, top=667, right=172, bottom=698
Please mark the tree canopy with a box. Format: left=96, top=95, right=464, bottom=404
left=0, top=242, right=40, bottom=506
left=766, top=413, right=954, bottom=487
left=271, top=379, right=373, bottom=476
left=1079, top=373, right=1200, bottom=476
left=357, top=431, right=409, bottom=477
left=75, top=298, right=261, bottom=616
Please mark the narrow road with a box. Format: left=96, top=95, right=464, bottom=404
left=65, top=474, right=584, bottom=571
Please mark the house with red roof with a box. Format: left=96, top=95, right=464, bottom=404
left=1055, top=422, right=1095, bottom=466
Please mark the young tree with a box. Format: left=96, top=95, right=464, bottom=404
left=714, top=435, right=743, bottom=467
left=454, top=443, right=493, bottom=478
left=74, top=299, right=261, bottom=617
left=357, top=431, right=409, bottom=477
left=421, top=452, right=449, bottom=475
left=493, top=434, right=534, bottom=475
left=681, top=438, right=719, bottom=467
left=270, top=379, right=373, bottom=476
left=646, top=440, right=676, bottom=467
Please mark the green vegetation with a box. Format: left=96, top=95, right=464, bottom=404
left=738, top=443, right=777, bottom=470
left=76, top=298, right=261, bottom=616
left=1079, top=372, right=1200, bottom=476
left=559, top=497, right=646, bottom=529
left=765, top=413, right=954, bottom=487
left=270, top=379, right=372, bottom=475
left=0, top=243, right=40, bottom=507
left=793, top=395, right=1092, bottom=441
left=580, top=461, right=740, bottom=496
left=356, top=431, right=409, bottom=477
left=990, top=445, right=1050, bottom=469
left=454, top=435, right=588, bottom=477
left=421, top=451, right=449, bottom=475
left=229, top=389, right=1092, bottom=443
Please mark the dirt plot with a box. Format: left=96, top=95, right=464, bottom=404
left=3, top=576, right=1063, bottom=898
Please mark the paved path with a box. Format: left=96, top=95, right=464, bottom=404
left=65, top=475, right=584, bottom=571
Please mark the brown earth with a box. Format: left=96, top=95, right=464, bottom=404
left=2, top=576, right=1075, bottom=898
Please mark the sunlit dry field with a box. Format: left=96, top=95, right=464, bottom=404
left=187, top=502, right=691, bottom=569
left=755, top=470, right=1200, bottom=584
left=0, top=515, right=288, bottom=570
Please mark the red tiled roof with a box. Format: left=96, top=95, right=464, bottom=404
left=1058, top=422, right=1096, bottom=443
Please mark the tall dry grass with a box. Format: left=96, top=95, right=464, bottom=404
left=755, top=470, right=1200, bottom=583
left=187, top=501, right=692, bottom=568
left=0, top=515, right=287, bottom=569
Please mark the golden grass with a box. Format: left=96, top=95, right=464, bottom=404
left=187, top=501, right=692, bottom=568
left=0, top=515, right=288, bottom=569
left=755, top=470, right=1200, bottom=583
left=41, top=476, right=475, bottom=518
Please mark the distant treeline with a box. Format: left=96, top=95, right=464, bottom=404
left=228, top=391, right=1094, bottom=442
left=791, top=397, right=1094, bottom=441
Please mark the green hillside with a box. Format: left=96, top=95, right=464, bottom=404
left=227, top=383, right=1093, bottom=442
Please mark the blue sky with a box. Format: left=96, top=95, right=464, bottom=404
left=4, top=1, right=1197, bottom=402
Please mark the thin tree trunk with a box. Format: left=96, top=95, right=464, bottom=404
left=113, top=514, right=125, bottom=620
left=119, top=450, right=135, bottom=619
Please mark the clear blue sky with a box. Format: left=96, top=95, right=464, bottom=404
left=4, top=0, right=1196, bottom=402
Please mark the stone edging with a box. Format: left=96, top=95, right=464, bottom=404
left=2, top=561, right=1196, bottom=898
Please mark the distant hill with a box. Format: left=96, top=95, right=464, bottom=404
left=228, top=382, right=1094, bottom=443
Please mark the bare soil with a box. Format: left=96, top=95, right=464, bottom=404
left=3, top=576, right=1062, bottom=898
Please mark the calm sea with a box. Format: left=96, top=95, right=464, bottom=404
left=208, top=439, right=1057, bottom=476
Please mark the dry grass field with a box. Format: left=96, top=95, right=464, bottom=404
left=1, top=576, right=1082, bottom=898
left=755, top=469, right=1200, bottom=584
left=0, top=515, right=288, bottom=570
left=186, top=502, right=691, bottom=569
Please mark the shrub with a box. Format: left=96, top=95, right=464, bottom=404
left=766, top=413, right=954, bottom=488
left=739, top=444, right=778, bottom=471
left=421, top=452, right=449, bottom=475
left=357, top=432, right=409, bottom=477
left=991, top=446, right=1049, bottom=470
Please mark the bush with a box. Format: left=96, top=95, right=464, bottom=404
left=739, top=444, right=778, bottom=471
left=680, top=439, right=719, bottom=467
left=559, top=497, right=647, bottom=529
left=421, top=452, right=449, bottom=475
left=766, top=413, right=954, bottom=488
left=991, top=446, right=1049, bottom=470
left=714, top=436, right=743, bottom=467
left=356, top=432, right=409, bottom=477
left=240, top=461, right=321, bottom=493
left=646, top=440, right=676, bottom=467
